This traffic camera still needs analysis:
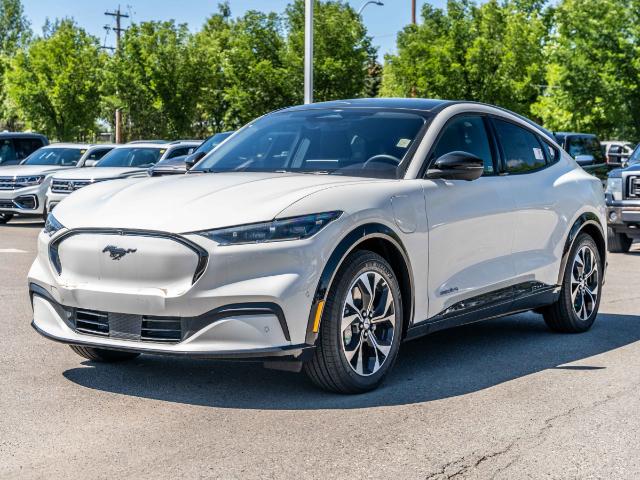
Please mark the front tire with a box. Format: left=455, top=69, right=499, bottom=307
left=304, top=250, right=403, bottom=393
left=543, top=233, right=602, bottom=333
left=69, top=345, right=140, bottom=362
left=607, top=226, right=632, bottom=253
left=0, top=213, right=13, bottom=224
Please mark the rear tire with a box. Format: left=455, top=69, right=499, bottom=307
left=543, top=233, right=602, bottom=333
left=0, top=213, right=13, bottom=224
left=69, top=345, right=140, bottom=362
left=607, top=226, right=632, bottom=253
left=304, top=250, right=403, bottom=394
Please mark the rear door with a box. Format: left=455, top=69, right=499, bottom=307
left=490, top=117, right=562, bottom=287
left=421, top=114, right=518, bottom=318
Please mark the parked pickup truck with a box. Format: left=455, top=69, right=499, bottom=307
left=605, top=143, right=640, bottom=252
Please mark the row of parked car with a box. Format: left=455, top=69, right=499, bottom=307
left=0, top=131, right=233, bottom=223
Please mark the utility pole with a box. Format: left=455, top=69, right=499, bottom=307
left=304, top=0, right=313, bottom=104
left=411, top=0, right=416, bottom=24
left=104, top=6, right=129, bottom=143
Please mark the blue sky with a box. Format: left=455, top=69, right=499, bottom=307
left=22, top=0, right=448, bottom=59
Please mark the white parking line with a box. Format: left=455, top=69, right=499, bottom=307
left=0, top=248, right=28, bottom=253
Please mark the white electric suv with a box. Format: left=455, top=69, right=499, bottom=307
left=29, top=99, right=607, bottom=393
left=46, top=141, right=200, bottom=211
left=0, top=143, right=115, bottom=223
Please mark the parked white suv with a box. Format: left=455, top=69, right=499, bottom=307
left=46, top=141, right=199, bottom=211
left=29, top=99, right=607, bottom=393
left=0, top=143, right=115, bottom=223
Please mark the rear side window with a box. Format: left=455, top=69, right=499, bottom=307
left=493, top=119, right=546, bottom=173
left=431, top=116, right=495, bottom=175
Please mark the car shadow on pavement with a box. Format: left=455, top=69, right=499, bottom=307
left=0, top=221, right=43, bottom=229
left=62, top=311, right=640, bottom=409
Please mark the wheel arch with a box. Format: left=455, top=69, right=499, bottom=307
left=558, top=212, right=606, bottom=285
left=304, top=223, right=414, bottom=345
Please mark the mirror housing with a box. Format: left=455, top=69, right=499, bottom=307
left=426, top=151, right=484, bottom=181
left=185, top=150, right=206, bottom=170
left=84, top=159, right=98, bottom=167
left=575, top=154, right=595, bottom=166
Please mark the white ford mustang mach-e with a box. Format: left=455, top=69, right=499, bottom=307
left=29, top=99, right=607, bottom=393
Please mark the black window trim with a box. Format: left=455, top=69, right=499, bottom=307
left=418, top=112, right=499, bottom=179
left=488, top=114, right=557, bottom=176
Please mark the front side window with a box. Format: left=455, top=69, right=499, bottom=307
left=0, top=139, right=16, bottom=164
left=430, top=115, right=494, bottom=174
left=14, top=138, right=44, bottom=160
left=166, top=147, right=192, bottom=159
left=24, top=148, right=83, bottom=166
left=196, top=132, right=233, bottom=154
left=567, top=136, right=605, bottom=163
left=86, top=148, right=112, bottom=161
left=192, top=109, right=429, bottom=179
left=96, top=148, right=163, bottom=168
left=493, top=119, right=546, bottom=173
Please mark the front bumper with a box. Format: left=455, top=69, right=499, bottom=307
left=46, top=191, right=70, bottom=211
left=30, top=284, right=311, bottom=359
left=28, top=224, right=338, bottom=357
left=0, top=184, right=46, bottom=215
left=606, top=202, right=640, bottom=237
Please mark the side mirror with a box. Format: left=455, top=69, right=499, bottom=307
left=575, top=154, right=595, bottom=166
left=84, top=159, right=98, bottom=167
left=185, top=151, right=206, bottom=170
left=426, top=151, right=484, bottom=181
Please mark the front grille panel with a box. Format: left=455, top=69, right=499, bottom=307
left=72, top=309, right=182, bottom=343
left=0, top=177, right=19, bottom=190
left=51, top=179, right=93, bottom=194
left=75, top=309, right=109, bottom=336
left=627, top=176, right=640, bottom=198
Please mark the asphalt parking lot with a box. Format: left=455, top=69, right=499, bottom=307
left=1, top=218, right=639, bottom=479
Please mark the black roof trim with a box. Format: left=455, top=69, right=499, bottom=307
left=280, top=97, right=453, bottom=113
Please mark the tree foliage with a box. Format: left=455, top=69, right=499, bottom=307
left=380, top=0, right=548, bottom=118
left=5, top=19, right=104, bottom=140
left=531, top=0, right=640, bottom=139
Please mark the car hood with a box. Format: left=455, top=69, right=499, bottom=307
left=54, top=172, right=375, bottom=232
left=609, top=163, right=640, bottom=178
left=0, top=165, right=72, bottom=176
left=52, top=167, right=146, bottom=181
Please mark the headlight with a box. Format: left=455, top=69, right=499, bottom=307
left=16, top=175, right=45, bottom=186
left=196, top=211, right=342, bottom=245
left=606, top=177, right=622, bottom=201
left=43, top=214, right=64, bottom=236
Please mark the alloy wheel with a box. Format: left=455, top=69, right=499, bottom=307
left=571, top=245, right=599, bottom=321
left=340, top=271, right=396, bottom=376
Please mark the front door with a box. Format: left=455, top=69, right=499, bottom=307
left=420, top=114, right=518, bottom=319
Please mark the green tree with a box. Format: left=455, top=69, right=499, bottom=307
left=0, top=0, right=31, bottom=129
left=105, top=20, right=205, bottom=140
left=284, top=0, right=376, bottom=102
left=532, top=0, right=639, bottom=139
left=5, top=19, right=104, bottom=140
left=381, top=0, right=548, bottom=118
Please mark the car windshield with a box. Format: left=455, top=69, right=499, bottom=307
left=567, top=136, right=605, bottom=163
left=627, top=145, right=640, bottom=166
left=23, top=148, right=84, bottom=166
left=96, top=147, right=163, bottom=168
left=192, top=109, right=428, bottom=178
left=196, top=132, right=233, bottom=154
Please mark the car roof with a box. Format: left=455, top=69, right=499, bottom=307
left=43, top=143, right=94, bottom=149
left=555, top=132, right=598, bottom=138
left=0, top=131, right=47, bottom=138
left=112, top=142, right=167, bottom=149
left=281, top=98, right=453, bottom=113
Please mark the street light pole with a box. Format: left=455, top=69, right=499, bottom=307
left=304, top=0, right=313, bottom=104
left=357, top=1, right=384, bottom=15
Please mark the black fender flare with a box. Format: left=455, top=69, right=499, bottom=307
left=304, top=223, right=415, bottom=345
left=557, top=212, right=606, bottom=285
